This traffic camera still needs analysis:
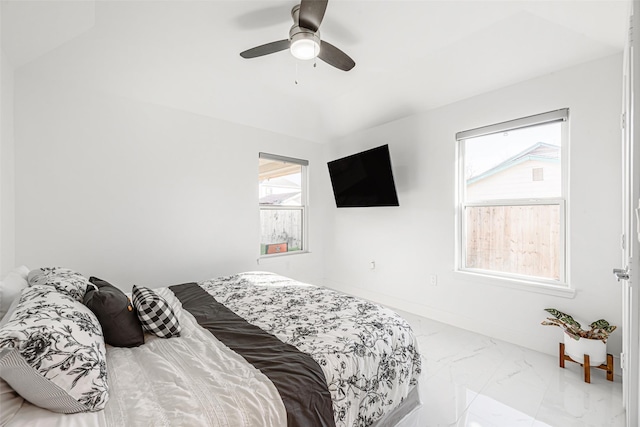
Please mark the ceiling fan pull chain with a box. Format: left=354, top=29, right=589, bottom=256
left=295, top=61, right=299, bottom=85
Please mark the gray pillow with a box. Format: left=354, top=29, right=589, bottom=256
left=84, top=277, right=144, bottom=347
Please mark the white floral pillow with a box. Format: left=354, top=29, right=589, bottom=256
left=27, top=267, right=90, bottom=302
left=0, top=285, right=109, bottom=413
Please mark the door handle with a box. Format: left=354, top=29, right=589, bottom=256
left=613, top=267, right=630, bottom=281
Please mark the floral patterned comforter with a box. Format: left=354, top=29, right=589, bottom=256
left=198, top=272, right=422, bottom=427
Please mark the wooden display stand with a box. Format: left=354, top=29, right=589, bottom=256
left=559, top=342, right=614, bottom=383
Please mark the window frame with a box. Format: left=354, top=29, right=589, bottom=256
left=456, top=109, right=570, bottom=288
left=258, top=152, right=309, bottom=258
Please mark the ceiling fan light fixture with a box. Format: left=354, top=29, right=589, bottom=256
left=290, top=30, right=320, bottom=60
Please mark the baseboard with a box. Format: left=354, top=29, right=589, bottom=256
left=321, top=277, right=622, bottom=378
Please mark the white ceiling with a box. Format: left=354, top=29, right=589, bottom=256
left=1, top=0, right=629, bottom=143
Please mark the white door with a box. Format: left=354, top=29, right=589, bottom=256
left=617, top=3, right=640, bottom=425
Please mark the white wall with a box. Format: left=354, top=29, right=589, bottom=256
left=12, top=72, right=327, bottom=290
left=322, top=54, right=624, bottom=358
left=6, top=42, right=624, bottom=360
left=0, top=47, right=15, bottom=277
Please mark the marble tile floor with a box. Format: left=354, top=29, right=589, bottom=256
left=394, top=310, right=625, bottom=427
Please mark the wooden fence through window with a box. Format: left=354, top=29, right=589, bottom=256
left=465, top=204, right=560, bottom=280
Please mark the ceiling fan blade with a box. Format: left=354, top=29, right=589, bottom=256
left=299, top=0, right=328, bottom=32
left=318, top=40, right=355, bottom=71
left=240, top=40, right=290, bottom=59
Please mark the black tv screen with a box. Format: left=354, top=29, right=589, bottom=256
left=327, top=144, right=399, bottom=207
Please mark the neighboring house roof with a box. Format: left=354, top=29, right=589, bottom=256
left=259, top=191, right=301, bottom=205
left=467, top=142, right=560, bottom=185
left=260, top=176, right=299, bottom=189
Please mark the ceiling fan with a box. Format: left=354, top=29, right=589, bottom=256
left=239, top=0, right=355, bottom=72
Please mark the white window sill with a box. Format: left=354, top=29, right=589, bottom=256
left=454, top=270, right=576, bottom=298
left=257, top=251, right=311, bottom=265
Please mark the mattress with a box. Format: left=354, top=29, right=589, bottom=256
left=2, top=272, right=422, bottom=427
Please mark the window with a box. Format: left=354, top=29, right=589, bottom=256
left=532, top=167, right=544, bottom=182
left=456, top=109, right=568, bottom=285
left=258, top=153, right=308, bottom=256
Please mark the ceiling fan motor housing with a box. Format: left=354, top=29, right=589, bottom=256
left=289, top=4, right=321, bottom=60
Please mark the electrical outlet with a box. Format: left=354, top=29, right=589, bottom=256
left=370, top=261, right=376, bottom=270
left=430, top=274, right=437, bottom=286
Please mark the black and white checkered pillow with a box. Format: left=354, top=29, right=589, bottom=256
left=132, top=286, right=181, bottom=338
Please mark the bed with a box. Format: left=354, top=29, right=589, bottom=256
left=0, top=269, right=422, bottom=427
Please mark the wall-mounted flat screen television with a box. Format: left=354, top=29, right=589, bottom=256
left=327, top=144, right=399, bottom=207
